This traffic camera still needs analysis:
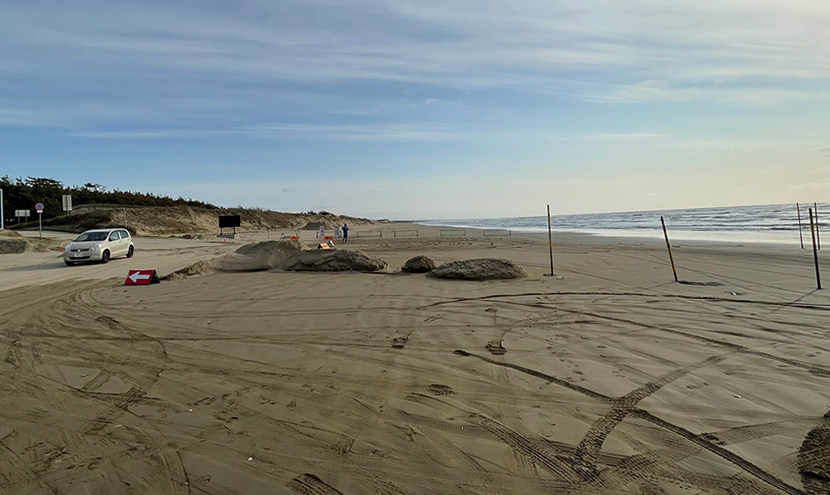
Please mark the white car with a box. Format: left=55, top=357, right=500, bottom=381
left=63, top=228, right=135, bottom=265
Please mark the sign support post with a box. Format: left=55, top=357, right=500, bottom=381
left=661, top=216, right=679, bottom=282
left=810, top=208, right=822, bottom=290
left=546, top=204, right=554, bottom=276
left=35, top=202, right=44, bottom=239
left=796, top=203, right=804, bottom=249
left=0, top=189, right=4, bottom=230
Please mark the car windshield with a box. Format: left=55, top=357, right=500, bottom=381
left=74, top=232, right=108, bottom=242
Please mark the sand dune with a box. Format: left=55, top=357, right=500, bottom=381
left=0, top=224, right=828, bottom=494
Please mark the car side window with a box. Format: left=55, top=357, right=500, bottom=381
left=119, top=230, right=130, bottom=239
left=109, top=231, right=120, bottom=241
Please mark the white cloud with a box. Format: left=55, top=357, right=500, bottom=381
left=67, top=122, right=462, bottom=142
left=597, top=80, right=828, bottom=105
left=3, top=1, right=829, bottom=92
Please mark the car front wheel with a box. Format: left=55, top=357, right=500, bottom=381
left=127, top=245, right=134, bottom=258
left=101, top=250, right=110, bottom=264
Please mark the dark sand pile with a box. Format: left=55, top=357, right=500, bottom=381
left=429, top=258, right=527, bottom=280
left=401, top=255, right=435, bottom=273
left=281, top=250, right=388, bottom=272
left=0, top=238, right=28, bottom=254
left=164, top=240, right=387, bottom=279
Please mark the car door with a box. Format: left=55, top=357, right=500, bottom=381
left=120, top=230, right=132, bottom=255
left=108, top=230, right=123, bottom=256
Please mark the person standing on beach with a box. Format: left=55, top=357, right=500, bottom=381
left=342, top=223, right=349, bottom=244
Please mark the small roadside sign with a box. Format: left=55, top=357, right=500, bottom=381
left=62, top=195, right=72, bottom=212
left=125, top=269, right=160, bottom=285
left=15, top=210, right=30, bottom=218
left=35, top=203, right=44, bottom=238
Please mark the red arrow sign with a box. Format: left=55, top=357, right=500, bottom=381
left=125, top=269, right=160, bottom=285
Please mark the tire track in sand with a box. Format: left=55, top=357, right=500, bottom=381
left=455, top=349, right=807, bottom=495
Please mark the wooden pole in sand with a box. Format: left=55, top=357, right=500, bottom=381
left=809, top=208, right=822, bottom=290
left=815, top=202, right=821, bottom=250
left=546, top=204, right=555, bottom=276
left=796, top=203, right=804, bottom=249
left=661, top=216, right=678, bottom=282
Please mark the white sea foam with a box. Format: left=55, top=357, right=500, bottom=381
left=419, top=203, right=829, bottom=244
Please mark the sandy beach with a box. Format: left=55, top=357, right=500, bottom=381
left=1, top=224, right=829, bottom=494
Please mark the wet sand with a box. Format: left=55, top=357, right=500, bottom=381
left=1, top=224, right=829, bottom=494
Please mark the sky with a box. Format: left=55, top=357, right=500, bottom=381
left=1, top=0, right=829, bottom=219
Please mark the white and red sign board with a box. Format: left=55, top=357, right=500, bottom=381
left=35, top=203, right=44, bottom=213
left=125, top=269, right=160, bottom=285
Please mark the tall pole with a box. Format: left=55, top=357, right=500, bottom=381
left=661, top=216, right=679, bottom=282
left=809, top=208, right=821, bottom=290
left=547, top=204, right=554, bottom=276
left=0, top=189, right=4, bottom=230
left=796, top=203, right=804, bottom=249
left=815, top=202, right=821, bottom=250
left=38, top=212, right=42, bottom=239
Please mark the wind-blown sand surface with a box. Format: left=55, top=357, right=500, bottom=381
left=1, top=223, right=829, bottom=494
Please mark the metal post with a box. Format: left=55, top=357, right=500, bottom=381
left=809, top=208, right=821, bottom=290
left=547, top=204, right=554, bottom=276
left=815, top=202, right=821, bottom=250
left=796, top=203, right=804, bottom=249
left=661, top=216, right=678, bottom=282
left=0, top=189, right=4, bottom=230
left=38, top=212, right=42, bottom=239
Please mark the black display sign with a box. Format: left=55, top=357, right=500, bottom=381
left=219, top=215, right=241, bottom=228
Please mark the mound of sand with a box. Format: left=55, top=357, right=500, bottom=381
left=281, top=250, right=388, bottom=272
left=163, top=240, right=308, bottom=279
left=164, top=241, right=386, bottom=278
left=402, top=255, right=435, bottom=273
left=217, top=239, right=309, bottom=271
left=0, top=235, right=63, bottom=255
left=429, top=258, right=527, bottom=280
left=0, top=230, right=22, bottom=237
left=163, top=260, right=216, bottom=280
left=0, top=238, right=28, bottom=254
left=40, top=205, right=378, bottom=236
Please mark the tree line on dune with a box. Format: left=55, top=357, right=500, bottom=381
left=1, top=176, right=217, bottom=224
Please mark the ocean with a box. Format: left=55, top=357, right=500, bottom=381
left=419, top=203, right=829, bottom=244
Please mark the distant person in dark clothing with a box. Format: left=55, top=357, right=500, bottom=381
left=342, top=224, right=349, bottom=243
